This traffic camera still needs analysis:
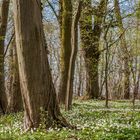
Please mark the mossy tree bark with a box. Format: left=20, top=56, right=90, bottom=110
left=0, top=0, right=9, bottom=113
left=58, top=0, right=72, bottom=104
left=80, top=0, right=107, bottom=99
left=13, top=0, right=70, bottom=129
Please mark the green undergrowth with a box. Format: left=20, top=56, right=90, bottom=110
left=0, top=100, right=140, bottom=140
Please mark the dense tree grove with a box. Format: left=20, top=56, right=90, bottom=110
left=0, top=0, right=140, bottom=139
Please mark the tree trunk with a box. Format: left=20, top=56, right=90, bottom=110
left=0, top=0, right=9, bottom=113
left=77, top=55, right=82, bottom=97
left=132, top=6, right=140, bottom=106
left=114, top=0, right=130, bottom=99
left=59, top=0, right=63, bottom=34
left=80, top=0, right=107, bottom=99
left=6, top=38, right=23, bottom=113
left=133, top=71, right=140, bottom=107
left=13, top=0, right=70, bottom=129
left=58, top=0, right=72, bottom=104
left=65, top=1, right=82, bottom=110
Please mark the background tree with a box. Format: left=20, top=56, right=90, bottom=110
left=80, top=0, right=108, bottom=99
left=6, top=38, right=22, bottom=113
left=0, top=0, right=9, bottom=113
left=114, top=0, right=130, bottom=99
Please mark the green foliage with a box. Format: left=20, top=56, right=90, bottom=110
left=0, top=100, right=140, bottom=140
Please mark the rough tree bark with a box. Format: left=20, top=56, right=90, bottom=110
left=13, top=0, right=70, bottom=129
left=80, top=0, right=107, bottom=99
left=0, top=0, right=9, bottom=113
left=58, top=0, right=72, bottom=104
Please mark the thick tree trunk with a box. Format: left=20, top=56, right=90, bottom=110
left=6, top=39, right=22, bottom=113
left=80, top=0, right=107, bottom=99
left=114, top=0, right=130, bottom=99
left=0, top=0, right=9, bottom=113
left=13, top=0, right=70, bottom=129
left=58, top=0, right=72, bottom=104
left=65, top=1, right=82, bottom=110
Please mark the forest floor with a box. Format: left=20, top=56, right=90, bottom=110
left=0, top=100, right=140, bottom=140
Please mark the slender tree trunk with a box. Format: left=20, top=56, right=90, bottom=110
left=13, top=0, right=70, bottom=129
left=59, top=0, right=63, bottom=34
left=133, top=70, right=140, bottom=107
left=104, top=29, right=109, bottom=108
left=0, top=0, right=9, bottom=113
left=6, top=38, right=23, bottom=113
left=77, top=56, right=82, bottom=97
left=65, top=1, right=82, bottom=110
left=114, top=0, right=130, bottom=99
left=80, top=0, right=107, bottom=99
left=58, top=0, right=72, bottom=104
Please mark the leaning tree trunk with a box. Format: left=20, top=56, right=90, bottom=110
left=13, top=0, right=70, bottom=129
left=114, top=0, right=130, bottom=99
left=80, top=0, right=107, bottom=99
left=0, top=0, right=10, bottom=113
left=6, top=38, right=23, bottom=113
left=58, top=0, right=72, bottom=104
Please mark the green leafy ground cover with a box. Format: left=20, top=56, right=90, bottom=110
left=0, top=100, right=140, bottom=140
